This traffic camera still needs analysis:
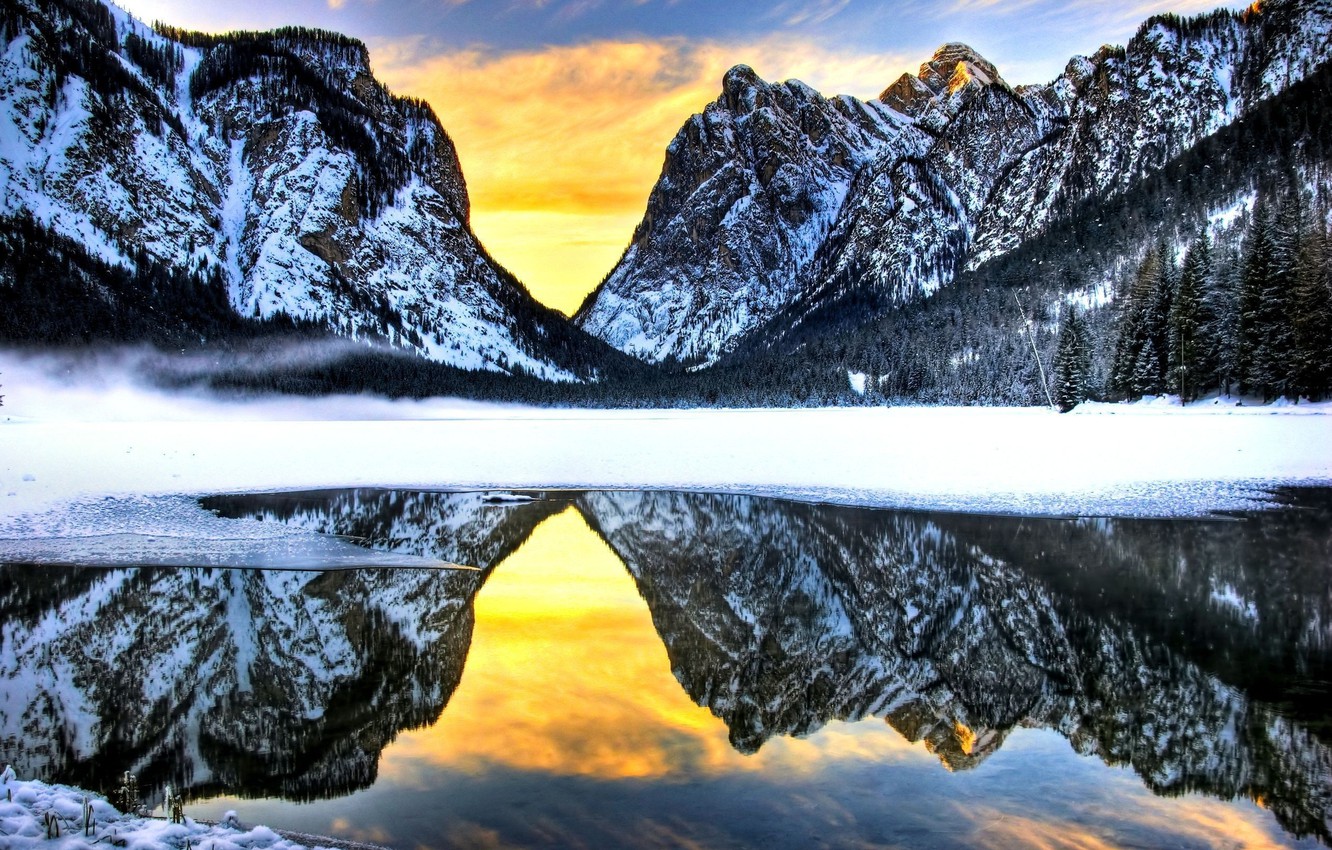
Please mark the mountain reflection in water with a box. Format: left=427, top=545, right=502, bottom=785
left=1, top=488, right=1329, bottom=849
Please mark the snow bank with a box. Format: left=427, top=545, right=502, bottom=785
left=1, top=350, right=1331, bottom=563
left=0, top=778, right=350, bottom=850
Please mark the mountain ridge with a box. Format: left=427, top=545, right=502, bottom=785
left=576, top=0, right=1332, bottom=369
left=2, top=0, right=1329, bottom=406
left=0, top=0, right=618, bottom=381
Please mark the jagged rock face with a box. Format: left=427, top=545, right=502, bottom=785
left=579, top=0, right=1332, bottom=365
left=880, top=42, right=1014, bottom=132
left=573, top=65, right=913, bottom=365
left=0, top=565, right=478, bottom=800
left=0, top=0, right=578, bottom=379
left=579, top=490, right=1083, bottom=757
left=0, top=492, right=555, bottom=801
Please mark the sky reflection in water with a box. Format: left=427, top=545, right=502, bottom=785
left=184, top=502, right=1321, bottom=850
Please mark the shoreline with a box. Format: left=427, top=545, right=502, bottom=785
left=0, top=779, right=394, bottom=850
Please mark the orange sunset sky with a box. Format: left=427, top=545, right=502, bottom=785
left=115, top=0, right=1244, bottom=315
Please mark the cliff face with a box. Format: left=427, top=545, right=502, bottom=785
left=577, top=0, right=1332, bottom=367
left=0, top=0, right=597, bottom=378
left=573, top=67, right=916, bottom=366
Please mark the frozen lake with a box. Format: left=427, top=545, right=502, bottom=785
left=2, top=488, right=1330, bottom=848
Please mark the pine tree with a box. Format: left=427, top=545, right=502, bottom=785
left=1133, top=338, right=1162, bottom=397
left=1147, top=238, right=1177, bottom=391
left=1170, top=231, right=1211, bottom=402
left=1239, top=200, right=1286, bottom=398
left=1260, top=192, right=1303, bottom=396
left=1111, top=245, right=1174, bottom=399
left=1202, top=246, right=1242, bottom=395
left=1291, top=219, right=1332, bottom=400
left=1111, top=247, right=1162, bottom=398
left=1054, top=311, right=1091, bottom=412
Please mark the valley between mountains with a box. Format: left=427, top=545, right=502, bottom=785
left=3, top=6, right=1332, bottom=845
left=2, top=0, right=1331, bottom=407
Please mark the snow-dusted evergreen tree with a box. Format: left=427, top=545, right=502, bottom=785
left=1240, top=199, right=1293, bottom=399
left=1054, top=311, right=1091, bottom=412
left=1148, top=239, right=1178, bottom=391
left=1111, top=246, right=1169, bottom=399
left=1170, top=231, right=1211, bottom=402
left=1133, top=338, right=1163, bottom=397
left=1200, top=245, right=1242, bottom=396
left=1291, top=218, right=1332, bottom=400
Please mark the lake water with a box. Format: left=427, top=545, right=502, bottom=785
left=2, top=489, right=1330, bottom=848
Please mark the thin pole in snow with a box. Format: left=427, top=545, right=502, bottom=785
left=1013, top=290, right=1056, bottom=410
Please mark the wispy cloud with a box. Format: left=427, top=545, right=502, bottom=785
left=775, top=0, right=853, bottom=26
left=942, top=0, right=1043, bottom=12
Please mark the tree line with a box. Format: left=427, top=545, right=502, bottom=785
left=1056, top=185, right=1332, bottom=410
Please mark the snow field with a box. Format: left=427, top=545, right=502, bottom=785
left=4, top=404, right=1325, bottom=517
left=1, top=381, right=1330, bottom=539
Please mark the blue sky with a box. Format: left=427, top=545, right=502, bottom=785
left=116, top=0, right=1245, bottom=312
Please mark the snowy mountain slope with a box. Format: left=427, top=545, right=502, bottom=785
left=0, top=566, right=473, bottom=799
left=960, top=2, right=1332, bottom=271
left=576, top=0, right=1332, bottom=367
left=572, top=65, right=918, bottom=365
left=576, top=491, right=1332, bottom=839
left=0, top=0, right=603, bottom=380
left=742, top=56, right=1332, bottom=408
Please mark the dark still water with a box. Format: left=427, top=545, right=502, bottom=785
left=2, top=490, right=1331, bottom=849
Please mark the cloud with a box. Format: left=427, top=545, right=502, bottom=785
left=941, top=0, right=1044, bottom=11
left=769, top=0, right=853, bottom=26
left=964, top=795, right=1296, bottom=850
left=369, top=34, right=915, bottom=311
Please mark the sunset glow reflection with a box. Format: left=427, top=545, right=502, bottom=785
left=174, top=492, right=1321, bottom=850
left=379, top=507, right=927, bottom=783
left=358, top=503, right=1317, bottom=849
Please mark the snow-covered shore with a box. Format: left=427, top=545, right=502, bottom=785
left=1, top=349, right=1331, bottom=561
left=0, top=778, right=360, bottom=850
left=5, top=402, right=1329, bottom=517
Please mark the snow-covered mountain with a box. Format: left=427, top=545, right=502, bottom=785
left=572, top=66, right=916, bottom=365
left=576, top=0, right=1332, bottom=367
left=0, top=0, right=605, bottom=379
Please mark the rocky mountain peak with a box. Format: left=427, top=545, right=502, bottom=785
left=921, top=43, right=1005, bottom=92
left=0, top=0, right=622, bottom=381
left=573, top=57, right=906, bottom=366
left=721, top=63, right=767, bottom=113
left=880, top=42, right=1006, bottom=118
